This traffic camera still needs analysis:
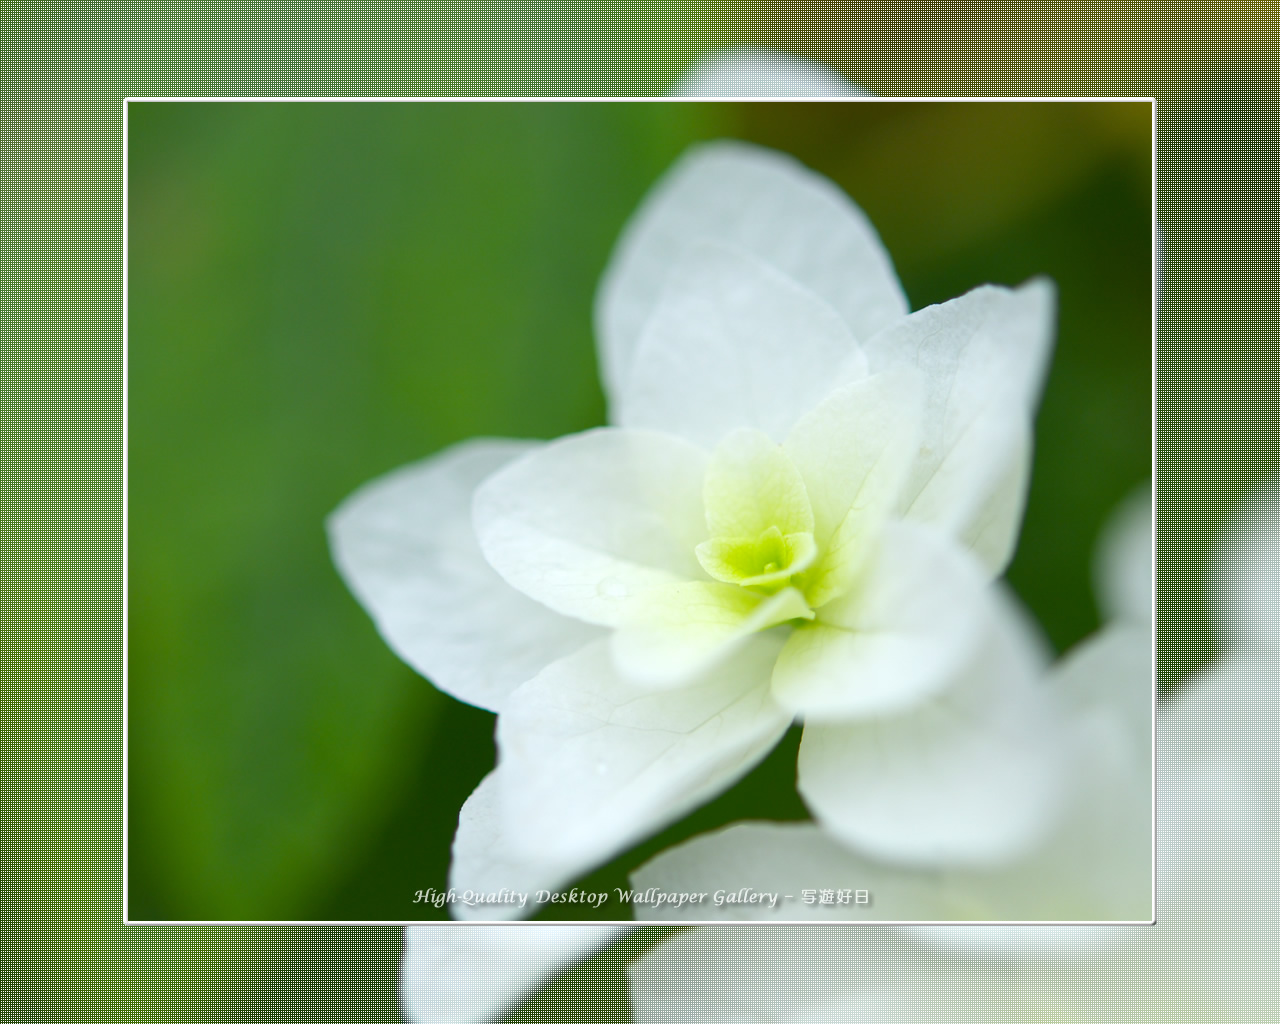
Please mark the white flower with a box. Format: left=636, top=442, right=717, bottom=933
left=396, top=487, right=1163, bottom=1020
left=670, top=48, right=866, bottom=98
left=630, top=484, right=1153, bottom=924
left=399, top=924, right=627, bottom=1024
left=330, top=136, right=1062, bottom=918
left=622, top=484, right=1278, bottom=1023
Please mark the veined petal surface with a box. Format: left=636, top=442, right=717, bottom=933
left=797, top=589, right=1066, bottom=866
left=447, top=770, right=585, bottom=922
left=771, top=522, right=988, bottom=720
left=610, top=582, right=811, bottom=687
left=472, top=428, right=709, bottom=627
left=596, top=141, right=907, bottom=408
left=864, top=280, right=1056, bottom=573
left=615, top=244, right=867, bottom=449
left=327, top=439, right=600, bottom=713
left=495, top=636, right=792, bottom=869
left=782, top=368, right=923, bottom=605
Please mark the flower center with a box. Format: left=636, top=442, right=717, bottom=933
left=693, top=428, right=819, bottom=602
left=696, top=524, right=817, bottom=593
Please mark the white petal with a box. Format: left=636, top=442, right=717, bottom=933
left=911, top=631, right=1153, bottom=932
left=1057, top=622, right=1154, bottom=769
left=1093, top=481, right=1153, bottom=624
left=596, top=141, right=908, bottom=408
left=701, top=427, right=815, bottom=540
left=772, top=522, right=988, bottom=719
left=669, top=48, right=868, bottom=98
left=948, top=418, right=1033, bottom=573
left=782, top=368, right=924, bottom=604
left=629, top=640, right=1278, bottom=1023
left=637, top=711, right=1150, bottom=928
left=610, top=582, right=811, bottom=687
left=797, top=588, right=1067, bottom=866
left=615, top=244, right=866, bottom=449
left=401, top=922, right=628, bottom=1024
left=628, top=927, right=929, bottom=1024
left=472, top=427, right=709, bottom=627
left=496, top=636, right=792, bottom=868
left=630, top=821, right=952, bottom=923
left=637, top=629, right=1152, bottom=926
left=448, top=771, right=584, bottom=921
left=328, top=440, right=601, bottom=712
left=1159, top=657, right=1280, bottom=922
left=865, top=280, right=1056, bottom=573
left=948, top=728, right=1150, bottom=923
left=1212, top=477, right=1280, bottom=656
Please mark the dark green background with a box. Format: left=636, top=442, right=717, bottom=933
left=125, top=101, right=1151, bottom=924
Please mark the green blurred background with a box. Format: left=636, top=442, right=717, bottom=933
left=125, top=100, right=1151, bottom=924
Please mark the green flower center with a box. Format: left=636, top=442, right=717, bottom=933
left=693, top=428, right=819, bottom=610
left=696, top=524, right=817, bottom=592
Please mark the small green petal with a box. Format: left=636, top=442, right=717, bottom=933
left=703, top=428, right=815, bottom=541
left=696, top=528, right=818, bottom=590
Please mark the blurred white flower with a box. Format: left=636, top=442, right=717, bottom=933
left=623, top=482, right=1278, bottom=1022
left=331, top=134, right=1062, bottom=917
left=629, top=483, right=1153, bottom=924
left=670, top=48, right=866, bottom=98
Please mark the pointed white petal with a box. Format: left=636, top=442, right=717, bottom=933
left=615, top=244, right=866, bottom=448
left=328, top=439, right=601, bottom=712
left=772, top=523, right=988, bottom=719
left=669, top=48, right=867, bottom=98
left=864, top=280, right=1056, bottom=573
left=797, top=589, right=1067, bottom=866
left=782, top=368, right=923, bottom=605
left=496, top=636, right=792, bottom=868
left=472, top=427, right=710, bottom=627
left=948, top=417, right=1033, bottom=573
left=596, top=141, right=908, bottom=407
left=401, top=922, right=628, bottom=1024
left=447, top=770, right=584, bottom=921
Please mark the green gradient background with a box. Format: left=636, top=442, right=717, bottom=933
left=2, top=3, right=1273, bottom=1022
left=125, top=100, right=1151, bottom=925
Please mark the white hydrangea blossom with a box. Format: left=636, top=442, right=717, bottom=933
left=626, top=482, right=1276, bottom=1023
left=396, top=484, right=1171, bottom=1022
left=670, top=48, right=867, bottom=98
left=630, top=484, right=1153, bottom=924
left=330, top=134, right=1064, bottom=917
